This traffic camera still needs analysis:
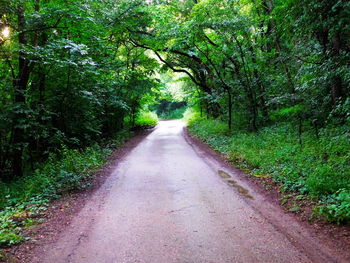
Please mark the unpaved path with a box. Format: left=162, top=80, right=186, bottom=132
left=34, top=121, right=345, bottom=263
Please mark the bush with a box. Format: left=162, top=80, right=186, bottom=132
left=183, top=108, right=201, bottom=126
left=135, top=111, right=158, bottom=127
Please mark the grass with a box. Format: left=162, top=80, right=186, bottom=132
left=186, top=110, right=350, bottom=224
left=0, top=130, right=131, bottom=248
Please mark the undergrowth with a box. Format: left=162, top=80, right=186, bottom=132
left=186, top=110, right=350, bottom=224
left=0, top=130, right=130, bottom=248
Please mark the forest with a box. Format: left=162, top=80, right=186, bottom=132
left=0, top=0, right=349, bottom=249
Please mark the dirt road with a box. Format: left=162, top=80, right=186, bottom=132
left=35, top=121, right=343, bottom=263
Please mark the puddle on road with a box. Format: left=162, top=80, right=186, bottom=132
left=227, top=180, right=254, bottom=200
left=218, top=170, right=231, bottom=179
left=218, top=170, right=254, bottom=200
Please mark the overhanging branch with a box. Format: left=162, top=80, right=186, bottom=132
left=153, top=51, right=201, bottom=86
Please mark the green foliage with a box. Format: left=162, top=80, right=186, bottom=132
left=189, top=119, right=231, bottom=137
left=318, top=189, right=350, bottom=224
left=272, top=105, right=306, bottom=121
left=0, top=131, right=129, bottom=247
left=0, top=232, right=23, bottom=248
left=159, top=107, right=187, bottom=120
left=0, top=0, right=159, bottom=179
left=0, top=197, right=47, bottom=248
left=0, top=145, right=112, bottom=208
left=135, top=112, right=158, bottom=128
left=153, top=99, right=187, bottom=120
left=187, top=115, right=232, bottom=153
left=182, top=108, right=200, bottom=125
left=34, top=146, right=111, bottom=197
left=188, top=117, right=350, bottom=223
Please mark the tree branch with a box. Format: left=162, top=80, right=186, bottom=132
left=153, top=50, right=201, bottom=86
left=203, top=34, right=218, bottom=47
left=21, top=26, right=67, bottom=34
left=295, top=55, right=323, bottom=65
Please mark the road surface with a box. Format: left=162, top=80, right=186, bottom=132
left=36, top=121, right=341, bottom=263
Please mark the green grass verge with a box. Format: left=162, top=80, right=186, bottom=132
left=0, top=130, right=131, bottom=248
left=187, top=115, right=350, bottom=224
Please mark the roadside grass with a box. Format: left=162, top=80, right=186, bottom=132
left=186, top=113, right=350, bottom=224
left=0, top=130, right=131, bottom=248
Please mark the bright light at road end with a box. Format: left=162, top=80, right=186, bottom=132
left=2, top=27, right=10, bottom=38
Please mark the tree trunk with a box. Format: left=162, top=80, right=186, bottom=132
left=12, top=4, right=31, bottom=177
left=330, top=34, right=343, bottom=105
left=250, top=45, right=269, bottom=122
left=297, top=116, right=303, bottom=146
left=227, top=89, right=233, bottom=130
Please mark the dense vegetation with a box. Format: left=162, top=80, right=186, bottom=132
left=186, top=113, right=350, bottom=224
left=0, top=0, right=161, bottom=181
left=0, top=0, right=349, bottom=247
left=153, top=99, right=187, bottom=120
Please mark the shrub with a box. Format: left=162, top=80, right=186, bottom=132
left=135, top=111, right=158, bottom=127
left=183, top=108, right=201, bottom=125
